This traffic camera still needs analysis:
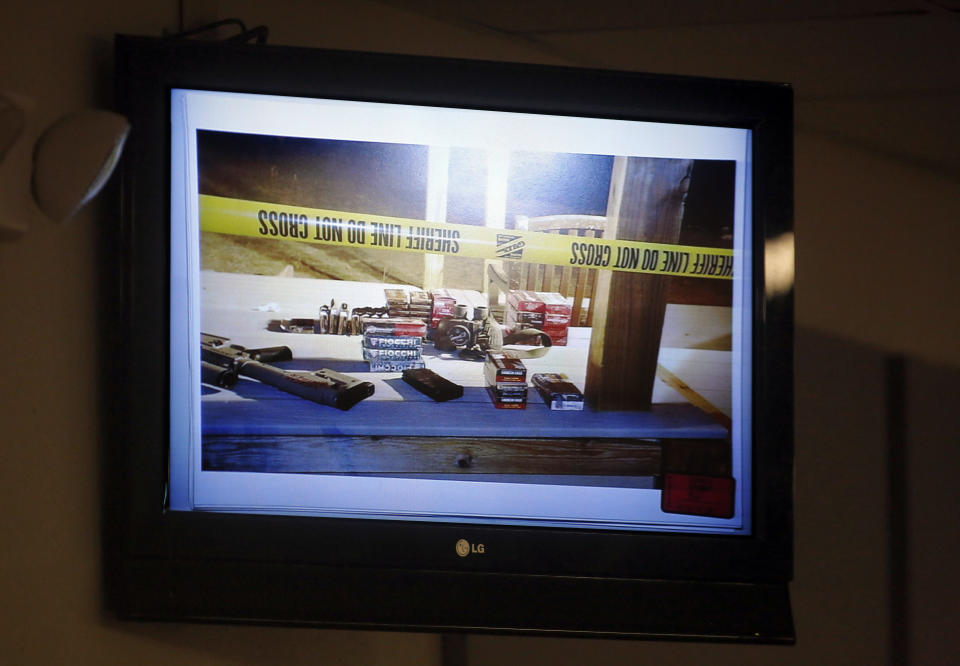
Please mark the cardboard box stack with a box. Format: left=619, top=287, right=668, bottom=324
left=384, top=288, right=407, bottom=315
left=384, top=289, right=433, bottom=325
left=505, top=290, right=544, bottom=330
left=504, top=290, right=572, bottom=346
left=484, top=351, right=528, bottom=409
left=429, top=288, right=458, bottom=328
left=361, top=317, right=427, bottom=372
left=536, top=291, right=572, bottom=347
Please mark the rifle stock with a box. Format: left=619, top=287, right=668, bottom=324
left=200, top=333, right=374, bottom=410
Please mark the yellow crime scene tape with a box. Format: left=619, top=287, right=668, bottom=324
left=200, top=194, right=734, bottom=279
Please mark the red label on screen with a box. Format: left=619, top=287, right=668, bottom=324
left=661, top=474, right=735, bottom=518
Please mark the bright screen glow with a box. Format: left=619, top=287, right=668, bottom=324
left=169, top=89, right=753, bottom=534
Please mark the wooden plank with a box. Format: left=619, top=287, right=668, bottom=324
left=423, top=255, right=444, bottom=291
left=542, top=230, right=558, bottom=293
left=202, top=434, right=731, bottom=478
left=203, top=435, right=662, bottom=476
left=586, top=157, right=694, bottom=410
left=557, top=233, right=572, bottom=296
left=661, top=439, right=732, bottom=476
left=482, top=149, right=509, bottom=310
left=580, top=230, right=600, bottom=327
left=660, top=304, right=732, bottom=351
left=657, top=348, right=732, bottom=420
left=656, top=363, right=731, bottom=431
left=485, top=260, right=508, bottom=310
left=571, top=232, right=592, bottom=327
left=423, top=145, right=449, bottom=290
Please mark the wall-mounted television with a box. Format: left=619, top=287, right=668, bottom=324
left=108, top=34, right=794, bottom=641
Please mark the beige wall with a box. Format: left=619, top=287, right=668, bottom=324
left=1, top=0, right=956, bottom=663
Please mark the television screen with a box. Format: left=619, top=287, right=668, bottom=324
left=172, top=88, right=750, bottom=533
left=111, top=34, right=793, bottom=641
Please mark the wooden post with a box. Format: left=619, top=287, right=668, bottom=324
left=585, top=157, right=693, bottom=411
left=483, top=149, right=509, bottom=309
left=423, top=146, right=450, bottom=290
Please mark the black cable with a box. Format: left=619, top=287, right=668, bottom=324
left=226, top=25, right=269, bottom=44
left=169, top=18, right=268, bottom=44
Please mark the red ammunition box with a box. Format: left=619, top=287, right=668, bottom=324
left=430, top=288, right=457, bottom=327
left=506, top=290, right=545, bottom=313
left=361, top=317, right=428, bottom=338
left=506, top=310, right=545, bottom=329
left=541, top=323, right=569, bottom=346
left=486, top=385, right=527, bottom=409
left=543, top=313, right=571, bottom=326
left=484, top=351, right=527, bottom=385
left=535, top=292, right=573, bottom=319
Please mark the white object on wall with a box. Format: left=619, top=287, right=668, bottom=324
left=0, top=91, right=128, bottom=241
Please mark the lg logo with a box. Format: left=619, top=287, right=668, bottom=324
left=455, top=538, right=485, bottom=557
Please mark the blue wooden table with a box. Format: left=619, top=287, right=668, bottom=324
left=198, top=271, right=730, bottom=480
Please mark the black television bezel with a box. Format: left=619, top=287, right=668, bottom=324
left=107, top=34, right=794, bottom=642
